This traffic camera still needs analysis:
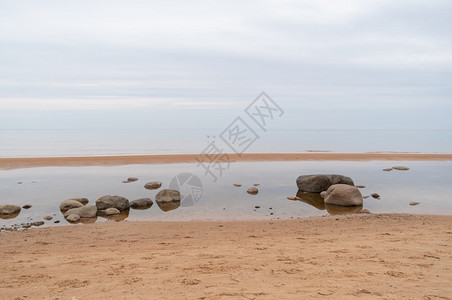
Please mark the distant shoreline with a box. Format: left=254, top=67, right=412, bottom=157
left=1, top=152, right=451, bottom=170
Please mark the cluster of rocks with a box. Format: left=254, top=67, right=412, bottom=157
left=59, top=188, right=181, bottom=222
left=294, top=174, right=369, bottom=215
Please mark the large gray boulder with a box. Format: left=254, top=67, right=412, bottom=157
left=60, top=199, right=84, bottom=211
left=323, top=184, right=363, bottom=206
left=296, top=174, right=354, bottom=193
left=0, top=205, right=21, bottom=215
left=64, top=205, right=98, bottom=218
left=96, top=195, right=130, bottom=211
left=155, top=189, right=180, bottom=203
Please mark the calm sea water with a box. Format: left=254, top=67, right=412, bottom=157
left=1, top=161, right=451, bottom=228
left=0, top=129, right=451, bottom=157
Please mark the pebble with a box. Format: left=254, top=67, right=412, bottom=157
left=233, top=184, right=242, bottom=187
left=247, top=187, right=258, bottom=195
left=22, top=204, right=32, bottom=209
left=393, top=166, right=410, bottom=171
left=43, top=216, right=53, bottom=221
left=371, top=193, right=380, bottom=199
left=287, top=196, right=301, bottom=200
left=382, top=168, right=393, bottom=171
left=410, top=202, right=420, bottom=206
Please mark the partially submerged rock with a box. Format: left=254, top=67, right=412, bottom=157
left=155, top=189, right=180, bottom=212
left=22, top=204, right=32, bottom=209
left=104, top=208, right=120, bottom=215
left=64, top=205, right=98, bottom=218
left=371, top=193, right=380, bottom=199
left=144, top=181, right=162, bottom=190
left=96, top=195, right=130, bottom=211
left=130, top=198, right=153, bottom=209
left=247, top=187, right=258, bottom=195
left=66, top=214, right=80, bottom=222
left=382, top=168, right=393, bottom=172
left=296, top=174, right=354, bottom=193
left=155, top=189, right=180, bottom=203
left=393, top=166, right=410, bottom=171
left=0, top=204, right=21, bottom=215
left=287, top=196, right=301, bottom=200
left=60, top=200, right=84, bottom=211
left=324, top=184, right=363, bottom=206
left=410, top=202, right=420, bottom=206
left=233, top=184, right=242, bottom=187
left=0, top=205, right=21, bottom=219
left=122, top=177, right=138, bottom=183
left=43, top=216, right=53, bottom=221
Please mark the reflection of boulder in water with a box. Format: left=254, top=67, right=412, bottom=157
left=99, top=208, right=129, bottom=221
left=0, top=210, right=20, bottom=219
left=157, top=201, right=180, bottom=212
left=64, top=216, right=98, bottom=224
left=296, top=191, right=326, bottom=210
left=325, top=204, right=363, bottom=215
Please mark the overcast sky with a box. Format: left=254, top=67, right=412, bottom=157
left=0, top=0, right=451, bottom=130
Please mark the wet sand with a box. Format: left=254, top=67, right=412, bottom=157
left=1, top=214, right=451, bottom=299
left=1, top=152, right=452, bottom=169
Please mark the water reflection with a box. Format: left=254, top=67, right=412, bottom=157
left=295, top=190, right=363, bottom=215
left=0, top=211, right=20, bottom=220
left=156, top=201, right=180, bottom=212
left=295, top=191, right=325, bottom=210
left=98, top=208, right=130, bottom=222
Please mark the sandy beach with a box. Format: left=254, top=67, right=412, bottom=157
left=1, top=152, right=452, bottom=170
left=0, top=214, right=450, bottom=299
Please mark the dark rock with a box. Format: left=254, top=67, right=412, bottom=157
left=22, top=204, right=32, bottom=209
left=356, top=185, right=366, bottom=188
left=31, top=221, right=45, bottom=226
left=144, top=181, right=162, bottom=190
left=409, top=202, right=420, bottom=206
left=255, top=206, right=260, bottom=209
left=253, top=184, right=260, bottom=186
left=96, top=195, right=129, bottom=211
left=382, top=168, right=393, bottom=172
left=247, top=187, right=258, bottom=195
left=324, top=184, right=363, bottom=206
left=296, top=174, right=354, bottom=193
left=127, top=177, right=138, bottom=182
left=371, top=193, right=380, bottom=199
left=130, top=198, right=153, bottom=209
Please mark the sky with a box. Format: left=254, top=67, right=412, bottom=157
left=0, top=0, right=451, bottom=130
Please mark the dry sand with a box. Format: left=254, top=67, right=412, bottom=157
left=1, top=152, right=452, bottom=170
left=1, top=214, right=451, bottom=299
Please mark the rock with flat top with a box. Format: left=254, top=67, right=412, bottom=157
left=296, top=174, right=354, bottom=193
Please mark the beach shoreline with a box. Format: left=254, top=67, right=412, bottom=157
left=1, top=152, right=452, bottom=170
left=1, top=213, right=450, bottom=299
